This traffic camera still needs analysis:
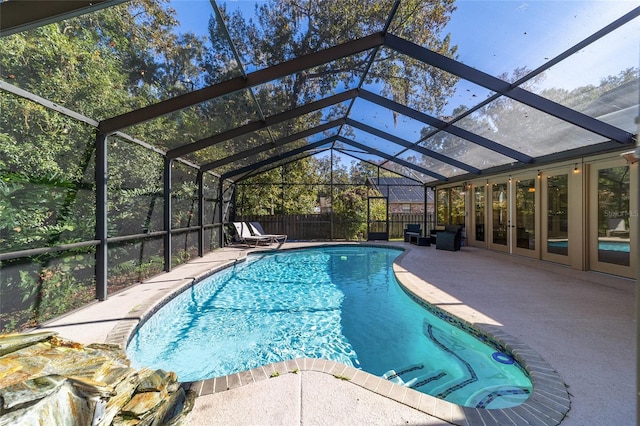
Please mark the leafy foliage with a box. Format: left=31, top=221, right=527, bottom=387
left=0, top=0, right=455, bottom=327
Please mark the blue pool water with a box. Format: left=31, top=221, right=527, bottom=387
left=127, top=246, right=532, bottom=408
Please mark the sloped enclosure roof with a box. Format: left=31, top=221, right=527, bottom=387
left=368, top=177, right=427, bottom=203
left=1, top=0, right=638, bottom=185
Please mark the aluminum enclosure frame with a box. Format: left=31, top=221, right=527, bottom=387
left=1, top=1, right=638, bottom=305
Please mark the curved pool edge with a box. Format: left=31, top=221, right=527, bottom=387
left=104, top=256, right=248, bottom=348
left=105, top=242, right=570, bottom=426
left=103, top=243, right=369, bottom=348
left=189, top=357, right=468, bottom=424
left=393, top=246, right=571, bottom=425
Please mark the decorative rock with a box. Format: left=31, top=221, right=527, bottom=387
left=0, top=380, right=95, bottom=426
left=0, top=332, right=57, bottom=357
left=0, top=375, right=66, bottom=410
left=121, top=390, right=164, bottom=417
left=0, top=333, right=195, bottom=425
left=136, top=369, right=176, bottom=393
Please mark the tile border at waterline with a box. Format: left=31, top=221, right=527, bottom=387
left=392, top=247, right=570, bottom=424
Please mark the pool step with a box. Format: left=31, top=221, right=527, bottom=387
left=383, top=364, right=450, bottom=391
left=464, top=385, right=531, bottom=409
left=382, top=363, right=425, bottom=386
left=408, top=370, right=448, bottom=390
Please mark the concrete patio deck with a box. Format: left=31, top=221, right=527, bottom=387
left=41, top=242, right=636, bottom=425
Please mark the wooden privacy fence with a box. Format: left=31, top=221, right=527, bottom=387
left=236, top=213, right=434, bottom=241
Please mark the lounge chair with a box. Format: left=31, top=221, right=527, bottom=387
left=231, top=222, right=272, bottom=247
left=248, top=222, right=287, bottom=244
left=606, top=218, right=629, bottom=238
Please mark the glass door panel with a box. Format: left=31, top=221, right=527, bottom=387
left=473, top=185, right=485, bottom=244
left=589, top=161, right=635, bottom=278
left=513, top=178, right=537, bottom=256
left=596, top=166, right=630, bottom=266
left=490, top=182, right=509, bottom=251
left=437, top=189, right=450, bottom=226
left=546, top=174, right=569, bottom=257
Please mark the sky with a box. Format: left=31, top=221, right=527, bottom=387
left=167, top=0, right=639, bottom=169
left=444, top=1, right=639, bottom=90
left=170, top=0, right=638, bottom=91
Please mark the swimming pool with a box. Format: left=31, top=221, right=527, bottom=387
left=127, top=246, right=532, bottom=408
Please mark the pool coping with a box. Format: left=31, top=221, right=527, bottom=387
left=104, top=255, right=249, bottom=347
left=105, top=243, right=570, bottom=426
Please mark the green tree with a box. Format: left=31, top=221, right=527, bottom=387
left=332, top=186, right=369, bottom=239
left=0, top=0, right=212, bottom=331
left=203, top=0, right=459, bottom=214
left=213, top=0, right=457, bottom=111
left=0, top=0, right=211, bottom=250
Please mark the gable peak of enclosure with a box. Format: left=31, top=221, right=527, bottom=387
left=1, top=0, right=637, bottom=187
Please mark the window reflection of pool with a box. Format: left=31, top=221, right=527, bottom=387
left=598, top=240, right=631, bottom=253
left=548, top=240, right=630, bottom=253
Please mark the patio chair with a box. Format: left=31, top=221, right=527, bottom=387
left=436, top=225, right=462, bottom=251
left=404, top=224, right=422, bottom=242
left=248, top=222, right=287, bottom=244
left=231, top=222, right=272, bottom=247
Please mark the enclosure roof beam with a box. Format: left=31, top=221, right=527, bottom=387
left=384, top=33, right=636, bottom=145
left=449, top=139, right=632, bottom=186
left=345, top=118, right=481, bottom=174
left=222, top=137, right=335, bottom=181
left=168, top=90, right=357, bottom=159
left=0, top=0, right=129, bottom=37
left=359, top=90, right=533, bottom=164
left=335, top=135, right=447, bottom=181
left=201, top=119, right=345, bottom=172
left=99, top=33, right=384, bottom=134
left=333, top=149, right=425, bottom=183
left=235, top=148, right=332, bottom=183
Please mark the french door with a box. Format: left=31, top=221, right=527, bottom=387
left=469, top=184, right=487, bottom=247
left=588, top=160, right=637, bottom=278
left=540, top=166, right=585, bottom=266
left=511, top=175, right=539, bottom=258
left=485, top=177, right=539, bottom=257
left=488, top=181, right=510, bottom=252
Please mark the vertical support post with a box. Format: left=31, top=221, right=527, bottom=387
left=366, top=194, right=371, bottom=238
left=281, top=166, right=285, bottom=233
left=385, top=194, right=389, bottom=240
left=198, top=171, right=204, bottom=257
left=330, top=150, right=334, bottom=240
left=218, top=181, right=225, bottom=248
left=95, top=133, right=108, bottom=301
left=423, top=184, right=428, bottom=237
left=433, top=186, right=438, bottom=230
left=163, top=158, right=172, bottom=272
left=508, top=176, right=513, bottom=254
left=634, top=114, right=639, bottom=425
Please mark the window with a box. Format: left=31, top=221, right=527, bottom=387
left=437, top=187, right=465, bottom=226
